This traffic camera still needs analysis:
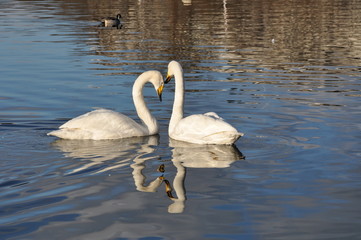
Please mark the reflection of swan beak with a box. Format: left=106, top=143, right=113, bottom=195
left=158, top=164, right=165, bottom=173
left=163, top=179, right=175, bottom=199
left=165, top=74, right=172, bottom=84
left=157, top=84, right=164, bottom=102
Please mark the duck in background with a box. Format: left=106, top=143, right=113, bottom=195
left=101, top=14, right=122, bottom=29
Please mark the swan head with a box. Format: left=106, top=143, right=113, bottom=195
left=146, top=70, right=164, bottom=102
left=165, top=60, right=183, bottom=84
left=135, top=70, right=164, bottom=102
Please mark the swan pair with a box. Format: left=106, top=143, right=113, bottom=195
left=48, top=61, right=244, bottom=145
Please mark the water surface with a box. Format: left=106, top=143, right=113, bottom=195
left=1, top=0, right=361, bottom=239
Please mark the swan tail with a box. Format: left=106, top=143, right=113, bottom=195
left=47, top=130, right=60, bottom=137
left=47, top=128, right=93, bottom=140
left=202, top=131, right=244, bottom=145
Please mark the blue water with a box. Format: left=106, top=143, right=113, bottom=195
left=1, top=0, right=361, bottom=239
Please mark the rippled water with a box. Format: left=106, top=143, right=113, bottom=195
left=1, top=0, right=361, bottom=239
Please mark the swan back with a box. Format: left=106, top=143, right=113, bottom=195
left=48, top=109, right=147, bottom=140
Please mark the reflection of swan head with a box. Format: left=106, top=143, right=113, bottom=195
left=164, top=179, right=174, bottom=199
left=130, top=137, right=164, bottom=192
left=163, top=178, right=185, bottom=214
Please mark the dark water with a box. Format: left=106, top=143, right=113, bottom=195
left=1, top=0, right=361, bottom=239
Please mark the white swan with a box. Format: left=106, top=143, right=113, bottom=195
left=48, top=70, right=164, bottom=140
left=165, top=61, right=244, bottom=145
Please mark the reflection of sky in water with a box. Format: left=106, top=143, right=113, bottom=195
left=0, top=0, right=360, bottom=239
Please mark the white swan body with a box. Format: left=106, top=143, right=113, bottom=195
left=166, top=61, right=244, bottom=145
left=48, top=70, right=164, bottom=140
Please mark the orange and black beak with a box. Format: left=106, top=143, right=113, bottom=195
left=165, top=74, right=173, bottom=84
left=163, top=179, right=175, bottom=199
left=157, top=84, right=164, bottom=102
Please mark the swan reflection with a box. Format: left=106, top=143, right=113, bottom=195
left=131, top=139, right=244, bottom=213
left=130, top=148, right=163, bottom=193
left=167, top=140, right=244, bottom=213
left=51, top=135, right=159, bottom=175
left=169, top=139, right=244, bottom=168
left=52, top=136, right=244, bottom=214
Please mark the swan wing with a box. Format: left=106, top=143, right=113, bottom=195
left=203, top=112, right=223, bottom=120
left=170, top=113, right=244, bottom=145
left=48, top=109, right=147, bottom=140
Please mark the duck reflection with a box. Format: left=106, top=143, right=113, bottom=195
left=182, top=0, right=192, bottom=6
left=131, top=138, right=244, bottom=213
left=51, top=135, right=159, bottom=175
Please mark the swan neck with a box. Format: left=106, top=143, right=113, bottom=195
left=167, top=159, right=186, bottom=213
left=172, top=160, right=186, bottom=201
left=133, top=76, right=158, bottom=135
left=169, top=70, right=184, bottom=133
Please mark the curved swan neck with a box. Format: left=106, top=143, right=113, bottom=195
left=132, top=73, right=158, bottom=135
left=172, top=160, right=186, bottom=201
left=169, top=64, right=184, bottom=133
left=167, top=159, right=186, bottom=213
